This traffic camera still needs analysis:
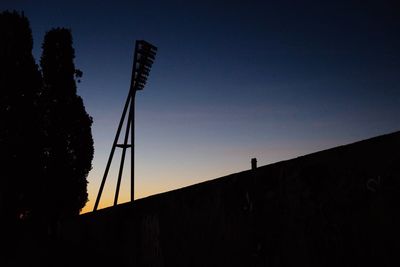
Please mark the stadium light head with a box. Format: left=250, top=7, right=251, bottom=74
left=132, top=40, right=157, bottom=91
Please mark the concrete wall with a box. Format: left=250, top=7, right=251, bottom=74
left=60, top=131, right=400, bottom=266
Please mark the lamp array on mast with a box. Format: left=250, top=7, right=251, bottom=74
left=133, top=40, right=157, bottom=91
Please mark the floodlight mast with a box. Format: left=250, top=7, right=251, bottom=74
left=93, top=40, right=157, bottom=212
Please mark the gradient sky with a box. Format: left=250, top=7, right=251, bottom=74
left=2, top=1, right=399, bottom=213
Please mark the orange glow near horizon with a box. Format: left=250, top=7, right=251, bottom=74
left=79, top=139, right=354, bottom=215
left=80, top=174, right=212, bottom=214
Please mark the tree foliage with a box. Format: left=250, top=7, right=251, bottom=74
left=0, top=11, right=93, bottom=228
left=0, top=10, right=43, bottom=224
left=40, top=28, right=94, bottom=218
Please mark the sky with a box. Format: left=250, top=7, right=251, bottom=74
left=1, top=1, right=399, bottom=213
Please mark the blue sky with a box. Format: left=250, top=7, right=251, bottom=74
left=2, top=0, right=399, bottom=212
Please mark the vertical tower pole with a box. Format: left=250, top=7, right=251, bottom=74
left=93, top=90, right=132, bottom=211
left=113, top=104, right=132, bottom=206
left=131, top=90, right=136, bottom=202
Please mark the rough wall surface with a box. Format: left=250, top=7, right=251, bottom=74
left=61, top=131, right=400, bottom=267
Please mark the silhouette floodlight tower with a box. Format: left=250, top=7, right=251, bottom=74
left=93, top=40, right=157, bottom=211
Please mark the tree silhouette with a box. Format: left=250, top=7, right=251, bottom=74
left=40, top=28, right=94, bottom=221
left=0, top=10, right=44, bottom=262
left=1, top=11, right=93, bottom=265
left=0, top=10, right=43, bottom=222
